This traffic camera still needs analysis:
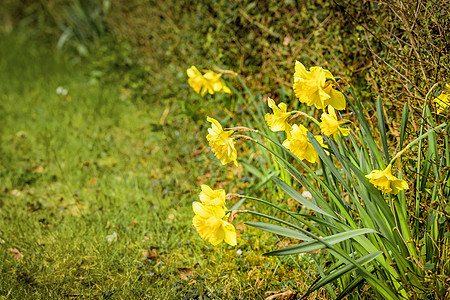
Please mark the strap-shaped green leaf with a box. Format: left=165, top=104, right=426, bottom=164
left=336, top=276, right=365, bottom=300
left=346, top=92, right=384, bottom=168
left=400, top=103, right=409, bottom=148
left=377, top=96, right=390, bottom=162
left=264, top=228, right=378, bottom=256
left=245, top=222, right=313, bottom=241
left=273, top=177, right=334, bottom=218
left=308, top=251, right=382, bottom=295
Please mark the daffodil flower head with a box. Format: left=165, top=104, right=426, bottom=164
left=434, top=84, right=450, bottom=114
left=282, top=124, right=324, bottom=163
left=206, top=117, right=238, bottom=166
left=187, top=66, right=205, bottom=94
left=365, top=164, right=408, bottom=194
left=264, top=97, right=292, bottom=133
left=320, top=105, right=350, bottom=137
left=192, top=202, right=237, bottom=246
left=186, top=66, right=231, bottom=96
left=204, top=71, right=231, bottom=94
left=293, top=61, right=346, bottom=110
left=199, top=184, right=226, bottom=207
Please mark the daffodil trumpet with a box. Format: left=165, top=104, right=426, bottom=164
left=434, top=84, right=450, bottom=114
left=320, top=105, right=351, bottom=138
left=206, top=117, right=238, bottom=166
left=187, top=66, right=231, bottom=96
left=365, top=122, right=447, bottom=194
left=293, top=61, right=346, bottom=110
left=264, top=97, right=292, bottom=134
left=282, top=124, right=326, bottom=164
left=365, top=164, right=409, bottom=194
left=192, top=202, right=237, bottom=246
left=192, top=184, right=237, bottom=246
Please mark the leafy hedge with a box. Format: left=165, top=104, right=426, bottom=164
left=107, top=0, right=449, bottom=111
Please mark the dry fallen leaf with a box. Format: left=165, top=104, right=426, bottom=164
left=265, top=290, right=296, bottom=300
left=89, top=177, right=97, bottom=186
left=178, top=268, right=193, bottom=280
left=33, top=166, right=44, bottom=173
left=143, top=248, right=158, bottom=260
left=7, top=248, right=24, bottom=260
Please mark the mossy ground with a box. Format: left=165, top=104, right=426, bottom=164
left=0, top=32, right=325, bottom=299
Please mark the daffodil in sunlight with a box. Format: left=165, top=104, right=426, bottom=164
left=283, top=124, right=325, bottom=163
left=187, top=66, right=205, bottom=94
left=264, top=97, right=292, bottom=135
left=320, top=105, right=350, bottom=137
left=199, top=184, right=226, bottom=207
left=206, top=117, right=238, bottom=166
left=187, top=66, right=231, bottom=96
left=204, top=70, right=231, bottom=94
left=192, top=202, right=237, bottom=246
left=434, top=84, right=450, bottom=114
left=293, top=61, right=346, bottom=110
left=365, top=164, right=408, bottom=194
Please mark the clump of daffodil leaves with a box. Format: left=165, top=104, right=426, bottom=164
left=187, top=63, right=448, bottom=299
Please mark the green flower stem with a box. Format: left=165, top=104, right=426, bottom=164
left=251, top=130, right=350, bottom=217
left=255, top=131, right=336, bottom=192
left=389, top=122, right=447, bottom=166
left=291, top=110, right=321, bottom=126
left=253, top=137, right=304, bottom=179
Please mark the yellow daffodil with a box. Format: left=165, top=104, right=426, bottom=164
left=187, top=66, right=231, bottom=96
left=206, top=117, right=238, bottom=166
left=434, top=84, right=450, bottom=114
left=293, top=61, right=346, bottom=110
left=264, top=97, right=292, bottom=134
left=204, top=71, right=231, bottom=94
left=199, top=184, right=226, bottom=207
left=365, top=164, right=408, bottom=194
left=320, top=105, right=350, bottom=137
left=192, top=202, right=237, bottom=246
left=283, top=124, right=325, bottom=163
left=187, top=66, right=205, bottom=94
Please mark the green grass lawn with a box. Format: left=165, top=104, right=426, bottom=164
left=0, top=32, right=318, bottom=299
